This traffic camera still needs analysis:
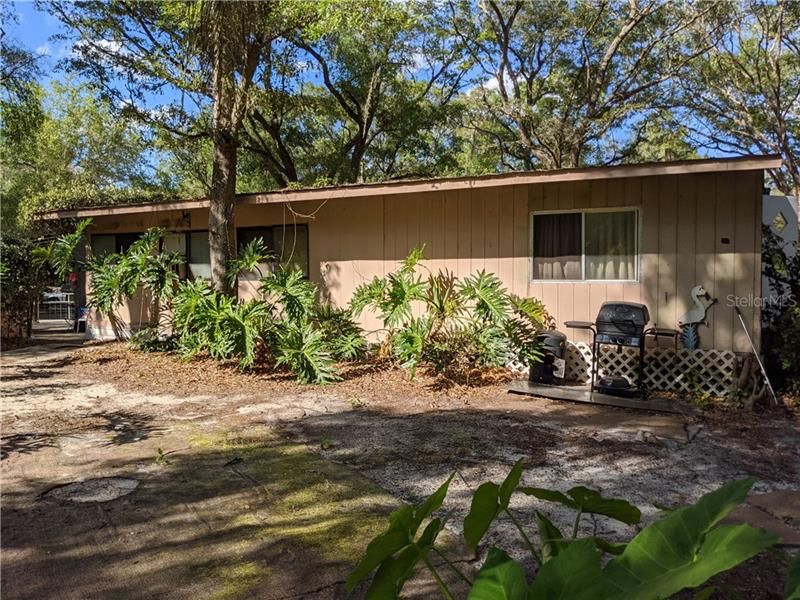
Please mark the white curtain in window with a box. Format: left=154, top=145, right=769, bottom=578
left=532, top=213, right=582, bottom=280
left=188, top=232, right=212, bottom=279
left=585, top=211, right=636, bottom=280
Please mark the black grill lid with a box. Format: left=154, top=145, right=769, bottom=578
left=596, top=302, right=650, bottom=329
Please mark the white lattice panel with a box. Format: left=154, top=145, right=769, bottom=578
left=563, top=342, right=738, bottom=396
left=507, top=356, right=528, bottom=376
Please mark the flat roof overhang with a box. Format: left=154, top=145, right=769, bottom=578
left=38, top=154, right=783, bottom=220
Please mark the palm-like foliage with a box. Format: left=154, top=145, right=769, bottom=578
left=459, top=270, right=510, bottom=324
left=391, top=316, right=430, bottom=377
left=354, top=248, right=552, bottom=378
left=426, top=270, right=463, bottom=330
left=48, top=218, right=93, bottom=280
left=87, top=253, right=127, bottom=315
left=87, top=227, right=183, bottom=317
left=504, top=294, right=553, bottom=364
left=350, top=245, right=429, bottom=331
left=470, top=323, right=511, bottom=367
left=171, top=278, right=269, bottom=369
left=274, top=321, right=340, bottom=384
left=314, top=304, right=366, bottom=361
left=226, top=237, right=273, bottom=286
left=141, top=251, right=184, bottom=304
left=350, top=276, right=387, bottom=317
left=260, top=267, right=317, bottom=324
left=400, top=244, right=426, bottom=273
left=383, top=271, right=428, bottom=329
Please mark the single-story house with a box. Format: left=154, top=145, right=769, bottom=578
left=42, top=154, right=781, bottom=355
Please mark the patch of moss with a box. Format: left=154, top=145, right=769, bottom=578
left=187, top=424, right=397, bottom=564
left=187, top=432, right=218, bottom=449
left=192, top=559, right=269, bottom=600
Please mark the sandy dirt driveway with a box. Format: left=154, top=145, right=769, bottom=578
left=2, top=338, right=799, bottom=599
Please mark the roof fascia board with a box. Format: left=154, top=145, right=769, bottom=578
left=39, top=155, right=782, bottom=220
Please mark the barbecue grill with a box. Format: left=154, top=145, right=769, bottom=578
left=566, top=302, right=678, bottom=398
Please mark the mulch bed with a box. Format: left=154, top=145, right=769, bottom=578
left=69, top=342, right=512, bottom=405
left=69, top=343, right=800, bottom=427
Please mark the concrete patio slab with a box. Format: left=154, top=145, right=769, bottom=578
left=508, top=380, right=697, bottom=415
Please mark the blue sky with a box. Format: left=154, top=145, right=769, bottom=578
left=9, top=1, right=67, bottom=81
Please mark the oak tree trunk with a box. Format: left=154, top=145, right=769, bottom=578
left=208, top=130, right=238, bottom=295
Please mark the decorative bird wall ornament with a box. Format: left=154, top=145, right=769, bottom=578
left=678, top=285, right=717, bottom=350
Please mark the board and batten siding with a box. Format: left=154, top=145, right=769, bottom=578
left=84, top=170, right=763, bottom=352
left=305, top=172, right=762, bottom=352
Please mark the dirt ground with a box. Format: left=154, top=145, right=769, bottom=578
left=2, top=336, right=799, bottom=599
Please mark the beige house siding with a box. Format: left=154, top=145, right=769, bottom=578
left=84, top=170, right=763, bottom=352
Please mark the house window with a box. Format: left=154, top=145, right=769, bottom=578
left=531, top=209, right=638, bottom=281
left=237, top=225, right=309, bottom=277
left=187, top=231, right=211, bottom=279
left=90, top=234, right=116, bottom=259
left=90, top=233, right=143, bottom=258
left=115, top=233, right=141, bottom=253
left=237, top=227, right=274, bottom=251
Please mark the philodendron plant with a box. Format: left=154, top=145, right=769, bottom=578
left=348, top=462, right=797, bottom=599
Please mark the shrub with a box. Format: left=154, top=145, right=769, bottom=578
left=273, top=321, right=340, bottom=384
left=171, top=279, right=269, bottom=370
left=313, top=304, right=367, bottom=361
left=86, top=229, right=365, bottom=382
left=86, top=227, right=183, bottom=324
left=762, top=226, right=800, bottom=395
left=0, top=236, right=42, bottom=340
left=260, top=267, right=317, bottom=325
left=0, top=219, right=91, bottom=341
left=348, top=463, right=784, bottom=599
left=351, top=247, right=552, bottom=378
left=128, top=327, right=176, bottom=353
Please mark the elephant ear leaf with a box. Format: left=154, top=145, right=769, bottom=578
left=518, top=487, right=576, bottom=509
left=365, top=545, right=420, bottom=600
left=528, top=538, right=604, bottom=600
left=603, top=478, right=779, bottom=600
left=464, top=482, right=501, bottom=550
left=520, top=485, right=640, bottom=525
left=412, top=472, right=454, bottom=532
left=499, top=459, right=524, bottom=509
left=566, top=486, right=641, bottom=525
left=347, top=505, right=413, bottom=590
left=468, top=548, right=528, bottom=600
left=534, top=511, right=568, bottom=563
left=786, top=550, right=800, bottom=600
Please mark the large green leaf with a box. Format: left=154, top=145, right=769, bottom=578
left=348, top=478, right=452, bottom=595
left=567, top=487, right=641, bottom=525
left=365, top=545, right=420, bottom=600
left=786, top=550, right=800, bottom=600
left=468, top=548, right=528, bottom=600
left=519, top=487, right=575, bottom=508
left=464, top=482, right=501, bottom=550
left=603, top=479, right=779, bottom=600
left=412, top=473, right=454, bottom=532
left=347, top=505, right=414, bottom=590
left=534, top=511, right=567, bottom=563
left=519, top=486, right=641, bottom=525
left=459, top=270, right=510, bottom=324
left=416, top=518, right=444, bottom=549
left=499, top=459, right=524, bottom=509
left=528, top=538, right=604, bottom=600
left=593, top=537, right=626, bottom=556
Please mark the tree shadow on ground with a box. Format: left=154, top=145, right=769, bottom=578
left=1, top=410, right=167, bottom=460
left=2, top=376, right=796, bottom=599
left=0, top=423, right=465, bottom=600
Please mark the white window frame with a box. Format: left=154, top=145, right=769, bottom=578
left=529, top=207, right=641, bottom=283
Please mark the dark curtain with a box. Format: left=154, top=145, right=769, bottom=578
left=532, top=213, right=582, bottom=280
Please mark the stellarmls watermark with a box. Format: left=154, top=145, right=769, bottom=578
left=725, top=294, right=797, bottom=308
